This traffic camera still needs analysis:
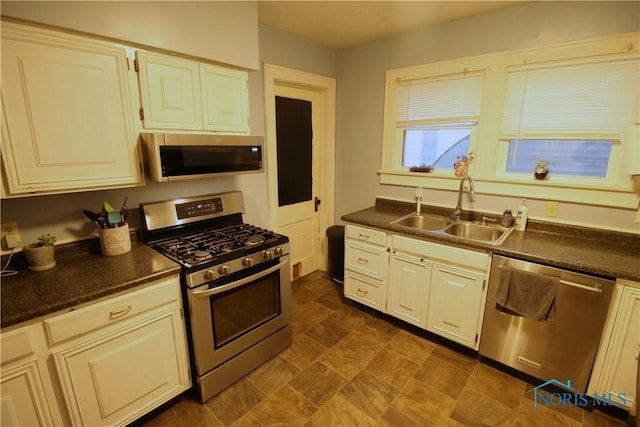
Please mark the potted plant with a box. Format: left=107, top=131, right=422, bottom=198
left=454, top=152, right=475, bottom=177
left=409, top=164, right=434, bottom=173
left=23, top=233, right=56, bottom=271
left=533, top=157, right=555, bottom=180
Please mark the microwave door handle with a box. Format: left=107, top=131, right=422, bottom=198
left=192, top=259, right=286, bottom=298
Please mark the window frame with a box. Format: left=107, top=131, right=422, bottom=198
left=379, top=33, right=640, bottom=209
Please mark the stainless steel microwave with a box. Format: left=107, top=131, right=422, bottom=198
left=141, top=133, right=263, bottom=182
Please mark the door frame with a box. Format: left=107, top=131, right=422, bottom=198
left=263, top=64, right=336, bottom=273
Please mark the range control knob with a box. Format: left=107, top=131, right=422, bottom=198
left=218, top=265, right=230, bottom=275
left=204, top=270, right=215, bottom=281
left=242, top=257, right=253, bottom=267
left=263, top=249, right=274, bottom=260
left=274, top=247, right=283, bottom=257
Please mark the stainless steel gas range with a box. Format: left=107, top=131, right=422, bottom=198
left=140, top=191, right=291, bottom=403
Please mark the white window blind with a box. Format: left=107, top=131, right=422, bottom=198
left=396, top=73, right=484, bottom=126
left=502, top=57, right=640, bottom=136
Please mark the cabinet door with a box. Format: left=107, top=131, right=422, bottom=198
left=344, top=270, right=387, bottom=311
left=53, top=308, right=190, bottom=426
left=136, top=50, right=202, bottom=130
left=388, top=252, right=431, bottom=327
left=1, top=23, right=143, bottom=196
left=594, top=286, right=639, bottom=409
left=201, top=64, right=249, bottom=133
left=0, top=360, right=54, bottom=427
left=427, top=263, right=485, bottom=349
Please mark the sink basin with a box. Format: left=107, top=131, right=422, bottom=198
left=443, top=222, right=512, bottom=244
left=392, top=213, right=452, bottom=230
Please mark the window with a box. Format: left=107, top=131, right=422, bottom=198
left=379, top=33, right=639, bottom=208
left=396, top=73, right=483, bottom=172
left=500, top=57, right=638, bottom=181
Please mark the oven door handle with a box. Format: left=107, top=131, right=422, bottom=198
left=191, top=259, right=286, bottom=298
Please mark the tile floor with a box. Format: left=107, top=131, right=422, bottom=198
left=136, top=271, right=629, bottom=427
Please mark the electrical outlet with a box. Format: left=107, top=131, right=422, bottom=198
left=545, top=201, right=559, bottom=217
left=1, top=221, right=21, bottom=249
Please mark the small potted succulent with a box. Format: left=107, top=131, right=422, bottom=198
left=454, top=152, right=475, bottom=177
left=533, top=157, right=555, bottom=180
left=23, top=233, right=56, bottom=271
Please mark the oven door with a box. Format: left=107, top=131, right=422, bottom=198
left=187, top=255, right=291, bottom=375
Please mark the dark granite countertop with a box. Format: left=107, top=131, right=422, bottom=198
left=342, top=199, right=640, bottom=282
left=1, top=234, right=180, bottom=328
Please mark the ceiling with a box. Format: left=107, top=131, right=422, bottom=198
left=257, top=1, right=528, bottom=49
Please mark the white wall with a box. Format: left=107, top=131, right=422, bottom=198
left=335, top=1, right=640, bottom=233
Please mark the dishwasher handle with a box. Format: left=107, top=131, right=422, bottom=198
left=498, top=263, right=602, bottom=294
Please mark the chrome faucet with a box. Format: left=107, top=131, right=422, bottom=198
left=452, top=175, right=476, bottom=220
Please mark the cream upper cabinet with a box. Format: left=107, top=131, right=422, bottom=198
left=135, top=51, right=202, bottom=130
left=201, top=64, right=249, bottom=133
left=1, top=22, right=143, bottom=197
left=136, top=50, right=249, bottom=134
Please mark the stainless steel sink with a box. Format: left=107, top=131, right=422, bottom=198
left=443, top=222, right=512, bottom=244
left=391, top=213, right=452, bottom=230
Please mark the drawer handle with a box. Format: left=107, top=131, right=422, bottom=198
left=357, top=257, right=369, bottom=264
left=356, top=288, right=368, bottom=296
left=109, top=305, right=132, bottom=320
left=358, top=233, right=370, bottom=240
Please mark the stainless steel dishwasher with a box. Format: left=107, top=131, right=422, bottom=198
left=480, top=255, right=615, bottom=392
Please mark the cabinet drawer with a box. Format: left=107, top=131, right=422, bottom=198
left=345, top=242, right=388, bottom=279
left=44, top=277, right=180, bottom=345
left=346, top=224, right=387, bottom=247
left=1, top=327, right=34, bottom=365
left=345, top=271, right=385, bottom=310
left=392, top=234, right=489, bottom=271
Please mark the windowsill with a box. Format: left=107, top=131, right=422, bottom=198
left=379, top=169, right=638, bottom=209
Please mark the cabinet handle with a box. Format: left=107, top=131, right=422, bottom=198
left=356, top=288, right=368, bottom=296
left=358, top=233, right=370, bottom=240
left=357, top=257, right=369, bottom=264
left=109, top=305, right=132, bottom=320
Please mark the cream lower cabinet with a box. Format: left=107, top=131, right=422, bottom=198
left=0, top=326, right=61, bottom=426
left=136, top=50, right=249, bottom=133
left=47, top=276, right=191, bottom=426
left=388, top=251, right=431, bottom=328
left=588, top=279, right=640, bottom=413
left=1, top=22, right=143, bottom=197
left=344, top=225, right=389, bottom=311
left=344, top=225, right=490, bottom=350
left=427, top=263, right=486, bottom=348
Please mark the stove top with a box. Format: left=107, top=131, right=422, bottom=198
left=140, top=192, right=290, bottom=285
left=149, top=223, right=286, bottom=269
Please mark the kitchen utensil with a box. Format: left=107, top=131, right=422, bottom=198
left=103, top=201, right=122, bottom=226
left=82, top=210, right=102, bottom=222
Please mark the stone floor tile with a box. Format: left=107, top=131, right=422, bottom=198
left=245, top=355, right=300, bottom=395
left=390, top=378, right=457, bottom=426
left=204, top=378, right=266, bottom=426
left=249, top=384, right=318, bottom=426
left=466, top=362, right=526, bottom=409
left=288, top=361, right=348, bottom=406
left=450, top=388, right=518, bottom=426
left=365, top=347, right=419, bottom=389
left=279, top=332, right=329, bottom=370
left=339, top=370, right=399, bottom=420
left=304, top=317, right=350, bottom=347
left=385, top=329, right=435, bottom=365
left=305, top=393, right=376, bottom=427
left=413, top=353, right=471, bottom=400
left=514, top=396, right=583, bottom=426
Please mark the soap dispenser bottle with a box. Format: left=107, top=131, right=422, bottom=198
left=515, top=199, right=528, bottom=231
